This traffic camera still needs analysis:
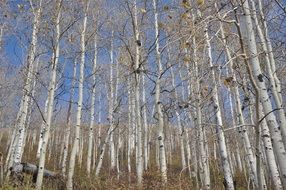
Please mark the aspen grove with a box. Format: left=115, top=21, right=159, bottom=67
left=0, top=0, right=286, bottom=189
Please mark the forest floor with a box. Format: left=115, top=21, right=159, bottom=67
left=0, top=130, right=249, bottom=190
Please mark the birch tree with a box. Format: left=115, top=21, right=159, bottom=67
left=217, top=10, right=257, bottom=185
left=131, top=0, right=143, bottom=185
left=249, top=0, right=286, bottom=147
left=67, top=1, right=89, bottom=189
left=153, top=0, right=167, bottom=183
left=36, top=1, right=62, bottom=188
left=205, top=25, right=234, bottom=190
left=87, top=33, right=98, bottom=176
left=2, top=0, right=286, bottom=189
left=9, top=0, right=43, bottom=170
left=108, top=30, right=116, bottom=171
left=61, top=61, right=77, bottom=177
left=240, top=0, right=286, bottom=186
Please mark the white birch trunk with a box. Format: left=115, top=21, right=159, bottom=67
left=0, top=26, right=3, bottom=51
left=257, top=0, right=283, bottom=104
left=142, top=74, right=149, bottom=171
left=185, top=129, right=192, bottom=178
left=92, top=134, right=97, bottom=171
left=250, top=0, right=286, bottom=147
left=35, top=1, right=61, bottom=188
left=108, top=31, right=116, bottom=170
left=116, top=128, right=122, bottom=179
left=95, top=126, right=112, bottom=176
left=24, top=58, right=40, bottom=138
left=131, top=81, right=136, bottom=152
left=87, top=33, right=98, bottom=176
left=127, top=79, right=133, bottom=175
left=66, top=2, right=88, bottom=189
left=241, top=0, right=286, bottom=186
left=61, top=61, right=77, bottom=177
left=36, top=98, right=49, bottom=158
left=97, top=95, right=102, bottom=148
left=78, top=133, right=84, bottom=168
left=260, top=105, right=282, bottom=189
left=153, top=0, right=167, bottom=183
left=191, top=131, right=199, bottom=189
left=179, top=71, right=192, bottom=178
left=114, top=45, right=120, bottom=177
left=133, top=0, right=143, bottom=185
left=5, top=129, right=17, bottom=174
left=12, top=0, right=42, bottom=168
left=204, top=128, right=210, bottom=183
left=235, top=146, right=243, bottom=173
left=191, top=23, right=210, bottom=189
left=218, top=15, right=258, bottom=185
left=170, top=65, right=186, bottom=170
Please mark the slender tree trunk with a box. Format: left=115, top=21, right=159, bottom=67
left=36, top=98, right=49, bottom=158
left=240, top=0, right=286, bottom=186
left=153, top=0, right=167, bottom=183
left=179, top=71, right=193, bottom=179
left=250, top=0, right=286, bottom=147
left=235, top=145, right=243, bottom=173
left=78, top=133, right=84, bottom=168
left=87, top=34, right=98, bottom=176
left=142, top=74, right=149, bottom=171
left=218, top=15, right=257, bottom=186
left=127, top=79, right=133, bottom=176
left=0, top=26, right=3, bottom=51
left=108, top=31, right=116, bottom=171
left=133, top=0, right=143, bottom=185
left=170, top=65, right=186, bottom=170
left=20, top=57, right=39, bottom=161
left=114, top=44, right=120, bottom=178
left=10, top=0, right=42, bottom=170
left=66, top=2, right=88, bottom=189
left=190, top=22, right=210, bottom=190
left=97, top=95, right=102, bottom=149
left=116, top=131, right=121, bottom=179
left=61, top=61, right=77, bottom=177
left=257, top=0, right=283, bottom=104
left=36, top=2, right=61, bottom=188
left=260, top=105, right=282, bottom=189
left=95, top=126, right=112, bottom=176
left=205, top=27, right=234, bottom=189
left=5, top=129, right=16, bottom=174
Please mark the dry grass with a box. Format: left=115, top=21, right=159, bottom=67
left=0, top=130, right=252, bottom=190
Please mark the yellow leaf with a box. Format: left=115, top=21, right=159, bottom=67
left=158, top=22, right=164, bottom=29
left=140, top=8, right=146, bottom=13
left=197, top=0, right=204, bottom=6
left=223, top=76, right=234, bottom=86
left=183, top=56, right=191, bottom=63
left=181, top=12, right=189, bottom=19
left=182, top=0, right=191, bottom=9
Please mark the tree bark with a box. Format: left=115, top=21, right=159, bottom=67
left=11, top=0, right=42, bottom=171
left=240, top=0, right=286, bottom=186
left=217, top=14, right=257, bottom=186
left=153, top=0, right=167, bottom=183
left=108, top=31, right=116, bottom=171
left=36, top=1, right=61, bottom=188
left=61, top=61, right=77, bottom=177
left=66, top=2, right=88, bottom=189
left=87, top=33, right=98, bottom=176
left=132, top=0, right=143, bottom=185
left=205, top=26, right=234, bottom=189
